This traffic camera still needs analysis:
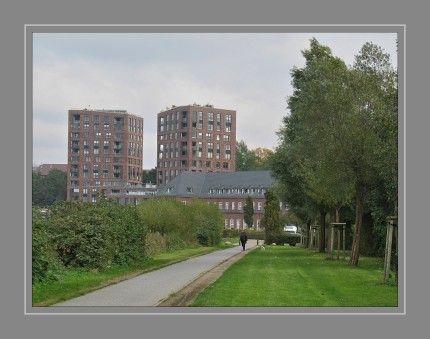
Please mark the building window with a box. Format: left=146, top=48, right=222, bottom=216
left=238, top=202, right=242, bottom=211
left=219, top=202, right=223, bottom=210
left=237, top=219, right=241, bottom=229
left=257, top=202, right=262, bottom=211
left=225, top=202, right=229, bottom=210
left=232, top=202, right=236, bottom=210
left=230, top=219, right=235, bottom=228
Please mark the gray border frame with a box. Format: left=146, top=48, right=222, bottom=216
left=26, top=24, right=405, bottom=315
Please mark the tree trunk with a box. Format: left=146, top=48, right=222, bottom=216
left=327, top=207, right=336, bottom=257
left=349, top=184, right=365, bottom=266
left=318, top=209, right=326, bottom=253
left=306, top=219, right=311, bottom=248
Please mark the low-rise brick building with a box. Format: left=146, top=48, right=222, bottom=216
left=156, top=170, right=286, bottom=230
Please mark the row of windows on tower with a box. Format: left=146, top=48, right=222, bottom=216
left=159, top=132, right=231, bottom=142
left=70, top=131, right=143, bottom=142
left=158, top=160, right=231, bottom=171
left=159, top=112, right=232, bottom=132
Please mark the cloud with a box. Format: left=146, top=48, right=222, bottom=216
left=32, top=32, right=398, bottom=168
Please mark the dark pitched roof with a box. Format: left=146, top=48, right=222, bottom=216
left=34, top=164, right=68, bottom=176
left=157, top=170, right=275, bottom=198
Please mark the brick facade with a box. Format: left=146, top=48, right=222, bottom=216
left=67, top=109, right=144, bottom=202
left=156, top=104, right=236, bottom=187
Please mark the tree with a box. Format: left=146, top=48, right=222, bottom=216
left=243, top=196, right=254, bottom=229
left=254, top=147, right=273, bottom=170
left=262, top=189, right=281, bottom=244
left=273, top=38, right=352, bottom=252
left=236, top=140, right=257, bottom=171
left=271, top=38, right=397, bottom=263
left=347, top=43, right=397, bottom=265
left=142, top=168, right=157, bottom=184
left=32, top=169, right=67, bottom=207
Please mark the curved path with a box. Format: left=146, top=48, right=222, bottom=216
left=54, top=240, right=259, bottom=307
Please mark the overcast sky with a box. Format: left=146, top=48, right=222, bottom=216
left=32, top=32, right=397, bottom=169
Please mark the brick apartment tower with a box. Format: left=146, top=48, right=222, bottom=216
left=67, top=109, right=144, bottom=202
left=156, top=104, right=236, bottom=186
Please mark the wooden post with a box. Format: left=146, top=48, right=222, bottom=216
left=343, top=224, right=346, bottom=260
left=329, top=223, right=334, bottom=258
left=337, top=228, right=341, bottom=260
left=384, top=217, right=398, bottom=283
left=331, top=223, right=346, bottom=260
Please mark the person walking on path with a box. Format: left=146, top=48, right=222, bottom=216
left=239, top=230, right=248, bottom=251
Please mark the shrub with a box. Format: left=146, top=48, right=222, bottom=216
left=108, top=204, right=147, bottom=265
left=32, top=208, right=64, bottom=284
left=189, top=199, right=224, bottom=246
left=223, top=229, right=240, bottom=238
left=145, top=232, right=167, bottom=256
left=276, top=232, right=302, bottom=246
left=194, top=219, right=222, bottom=246
left=46, top=201, right=146, bottom=270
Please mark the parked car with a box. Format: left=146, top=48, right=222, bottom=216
left=284, top=225, right=298, bottom=234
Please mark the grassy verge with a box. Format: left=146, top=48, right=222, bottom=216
left=33, top=245, right=232, bottom=306
left=191, top=246, right=398, bottom=307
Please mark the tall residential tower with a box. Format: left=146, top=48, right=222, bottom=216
left=156, top=104, right=236, bottom=186
left=67, top=109, right=144, bottom=202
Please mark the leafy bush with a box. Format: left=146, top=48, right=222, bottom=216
left=189, top=199, right=224, bottom=246
left=145, top=232, right=167, bottom=256
left=223, top=229, right=239, bottom=238
left=275, top=232, right=302, bottom=246
left=139, top=197, right=224, bottom=247
left=107, top=204, right=146, bottom=265
left=32, top=208, right=64, bottom=283
left=37, top=200, right=146, bottom=271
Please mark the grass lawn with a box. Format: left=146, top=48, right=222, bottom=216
left=32, top=245, right=230, bottom=306
left=191, top=246, right=398, bottom=307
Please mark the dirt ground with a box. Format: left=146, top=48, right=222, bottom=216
left=156, top=246, right=257, bottom=307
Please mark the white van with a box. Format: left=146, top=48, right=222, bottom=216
left=284, top=225, right=298, bottom=234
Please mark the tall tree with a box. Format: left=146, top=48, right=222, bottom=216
left=262, top=189, right=282, bottom=244
left=346, top=43, right=398, bottom=265
left=236, top=140, right=257, bottom=171
left=271, top=38, right=397, bottom=263
left=243, top=196, right=254, bottom=229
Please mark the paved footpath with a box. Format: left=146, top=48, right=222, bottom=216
left=54, top=240, right=258, bottom=307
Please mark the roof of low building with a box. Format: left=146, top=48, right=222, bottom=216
left=34, top=164, right=68, bottom=176
left=157, top=170, right=275, bottom=198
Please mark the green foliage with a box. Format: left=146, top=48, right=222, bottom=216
left=271, top=38, right=398, bottom=263
left=32, top=169, right=67, bottom=207
left=138, top=197, right=224, bottom=248
left=276, top=233, right=302, bottom=246
left=33, top=200, right=146, bottom=277
left=236, top=140, right=273, bottom=171
left=262, top=189, right=282, bottom=244
left=32, top=208, right=64, bottom=283
left=222, top=229, right=266, bottom=241
left=145, top=232, right=168, bottom=256
left=142, top=168, right=157, bottom=184
left=189, top=198, right=224, bottom=246
left=243, top=196, right=254, bottom=228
